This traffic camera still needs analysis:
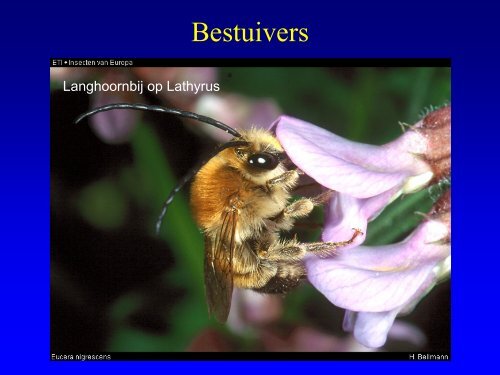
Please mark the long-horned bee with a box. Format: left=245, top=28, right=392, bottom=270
left=76, top=103, right=362, bottom=322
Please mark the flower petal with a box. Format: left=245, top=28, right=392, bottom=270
left=322, top=187, right=401, bottom=247
left=323, top=219, right=449, bottom=269
left=322, top=193, right=367, bottom=249
left=352, top=309, right=399, bottom=348
left=274, top=116, right=429, bottom=198
left=343, top=310, right=357, bottom=332
left=307, top=219, right=450, bottom=312
left=307, top=255, right=436, bottom=312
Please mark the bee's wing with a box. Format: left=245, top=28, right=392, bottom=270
left=204, top=208, right=238, bottom=323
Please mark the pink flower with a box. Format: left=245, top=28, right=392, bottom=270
left=308, top=213, right=450, bottom=348
left=273, top=107, right=449, bottom=246
left=273, top=106, right=451, bottom=348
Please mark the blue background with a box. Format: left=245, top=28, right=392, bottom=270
left=2, top=0, right=496, bottom=372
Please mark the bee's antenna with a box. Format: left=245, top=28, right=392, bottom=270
left=155, top=140, right=249, bottom=235
left=75, top=103, right=242, bottom=138
left=155, top=167, right=197, bottom=235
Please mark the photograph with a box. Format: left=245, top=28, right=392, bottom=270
left=50, top=62, right=450, bottom=356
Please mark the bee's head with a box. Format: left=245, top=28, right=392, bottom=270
left=223, top=128, right=287, bottom=184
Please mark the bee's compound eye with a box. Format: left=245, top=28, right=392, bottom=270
left=248, top=153, right=279, bottom=170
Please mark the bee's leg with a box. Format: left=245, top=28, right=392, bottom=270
left=273, top=198, right=315, bottom=231
left=257, top=228, right=362, bottom=262
left=265, top=169, right=300, bottom=191
left=251, top=231, right=363, bottom=294
left=234, top=237, right=303, bottom=290
left=273, top=190, right=333, bottom=231
left=252, top=239, right=308, bottom=293
left=305, top=228, right=363, bottom=257
left=240, top=228, right=363, bottom=294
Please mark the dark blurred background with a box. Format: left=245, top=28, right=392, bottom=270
left=50, top=66, right=450, bottom=352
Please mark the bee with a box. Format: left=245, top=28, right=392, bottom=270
left=76, top=103, right=362, bottom=322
